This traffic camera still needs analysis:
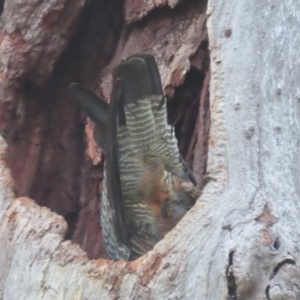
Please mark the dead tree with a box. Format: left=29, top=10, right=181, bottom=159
left=0, top=0, right=299, bottom=299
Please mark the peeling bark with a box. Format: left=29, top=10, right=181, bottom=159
left=1, top=0, right=208, bottom=259
left=0, top=0, right=298, bottom=299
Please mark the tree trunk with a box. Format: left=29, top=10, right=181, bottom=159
left=0, top=0, right=299, bottom=299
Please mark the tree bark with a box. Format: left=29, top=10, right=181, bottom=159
left=0, top=0, right=300, bottom=299
left=0, top=0, right=208, bottom=259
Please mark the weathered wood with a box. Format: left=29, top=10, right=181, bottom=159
left=1, top=0, right=300, bottom=299
left=205, top=0, right=300, bottom=298
left=1, top=0, right=208, bottom=259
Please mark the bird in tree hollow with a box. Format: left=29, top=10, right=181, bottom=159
left=69, top=54, right=200, bottom=261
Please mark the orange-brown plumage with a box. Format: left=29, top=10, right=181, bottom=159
left=70, top=54, right=199, bottom=261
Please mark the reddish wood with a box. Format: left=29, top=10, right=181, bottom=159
left=1, top=0, right=209, bottom=259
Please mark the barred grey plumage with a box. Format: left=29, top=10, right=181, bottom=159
left=70, top=54, right=199, bottom=261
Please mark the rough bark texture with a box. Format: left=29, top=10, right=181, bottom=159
left=0, top=0, right=209, bottom=260
left=1, top=0, right=299, bottom=299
